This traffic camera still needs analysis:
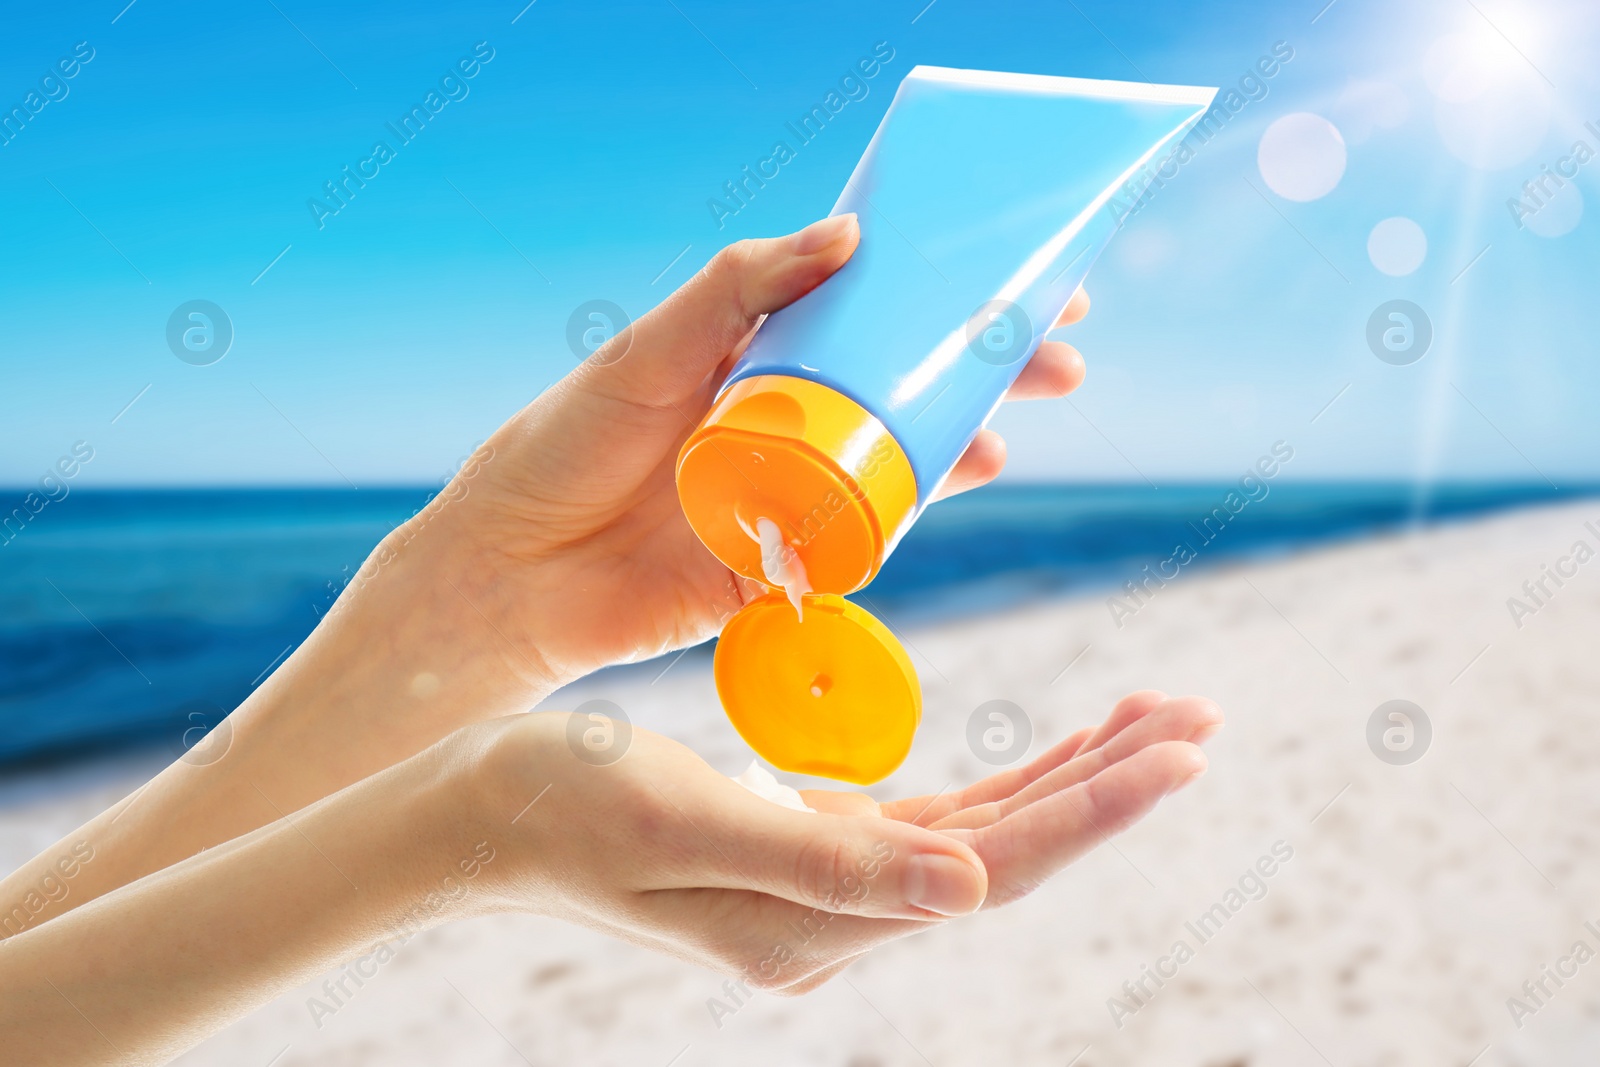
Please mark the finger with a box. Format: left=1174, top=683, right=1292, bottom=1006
left=928, top=696, right=1222, bottom=831
left=1004, top=341, right=1085, bottom=401
left=774, top=952, right=869, bottom=996
left=945, top=740, right=1207, bottom=908
left=880, top=690, right=1179, bottom=827
left=931, top=429, right=1005, bottom=502
left=879, top=726, right=1094, bottom=826
left=660, top=782, right=988, bottom=920
left=578, top=214, right=860, bottom=407
left=799, top=791, right=882, bottom=818
left=1000, top=695, right=1221, bottom=812
left=1078, top=689, right=1168, bottom=752
left=1053, top=285, right=1090, bottom=327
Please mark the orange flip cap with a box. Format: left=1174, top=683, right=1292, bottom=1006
left=675, top=375, right=918, bottom=595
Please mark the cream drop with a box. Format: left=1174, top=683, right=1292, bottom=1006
left=750, top=516, right=810, bottom=621
left=731, top=761, right=814, bottom=813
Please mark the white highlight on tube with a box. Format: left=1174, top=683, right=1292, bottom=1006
left=903, top=65, right=1217, bottom=106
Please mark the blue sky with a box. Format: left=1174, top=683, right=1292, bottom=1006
left=2, top=0, right=1597, bottom=488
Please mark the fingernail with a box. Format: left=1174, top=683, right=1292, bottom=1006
left=905, top=854, right=983, bottom=917
left=1169, top=766, right=1207, bottom=795
left=792, top=213, right=857, bottom=255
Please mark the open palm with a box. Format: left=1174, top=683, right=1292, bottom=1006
left=488, top=689, right=1219, bottom=994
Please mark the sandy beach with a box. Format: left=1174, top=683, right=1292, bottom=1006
left=6, top=498, right=1600, bottom=1066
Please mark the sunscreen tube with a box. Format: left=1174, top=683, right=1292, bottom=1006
left=679, top=66, right=1217, bottom=595
left=678, top=67, right=1217, bottom=784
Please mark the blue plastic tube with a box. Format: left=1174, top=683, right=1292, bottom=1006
left=726, top=66, right=1216, bottom=505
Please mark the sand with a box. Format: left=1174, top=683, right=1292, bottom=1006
left=5, top=499, right=1600, bottom=1066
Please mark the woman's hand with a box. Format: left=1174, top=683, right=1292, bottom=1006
left=0, top=690, right=1216, bottom=1066
left=445, top=213, right=1091, bottom=694
left=474, top=689, right=1217, bottom=993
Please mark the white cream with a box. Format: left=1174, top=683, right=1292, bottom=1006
left=750, top=516, right=810, bottom=621
left=731, top=761, right=815, bottom=813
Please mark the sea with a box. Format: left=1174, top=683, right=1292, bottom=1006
left=0, top=482, right=1587, bottom=767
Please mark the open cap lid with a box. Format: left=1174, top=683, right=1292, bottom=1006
left=713, top=592, right=921, bottom=785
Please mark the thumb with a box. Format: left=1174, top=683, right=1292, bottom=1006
left=711, top=801, right=990, bottom=920
left=578, top=214, right=859, bottom=408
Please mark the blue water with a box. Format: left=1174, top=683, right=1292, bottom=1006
left=0, top=482, right=1587, bottom=767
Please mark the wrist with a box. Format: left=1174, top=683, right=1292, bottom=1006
left=363, top=740, right=510, bottom=932
left=446, top=713, right=572, bottom=911
left=341, top=498, right=564, bottom=707
left=241, top=499, right=561, bottom=789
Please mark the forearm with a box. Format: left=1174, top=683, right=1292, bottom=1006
left=0, top=487, right=554, bottom=935
left=0, top=735, right=492, bottom=1067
